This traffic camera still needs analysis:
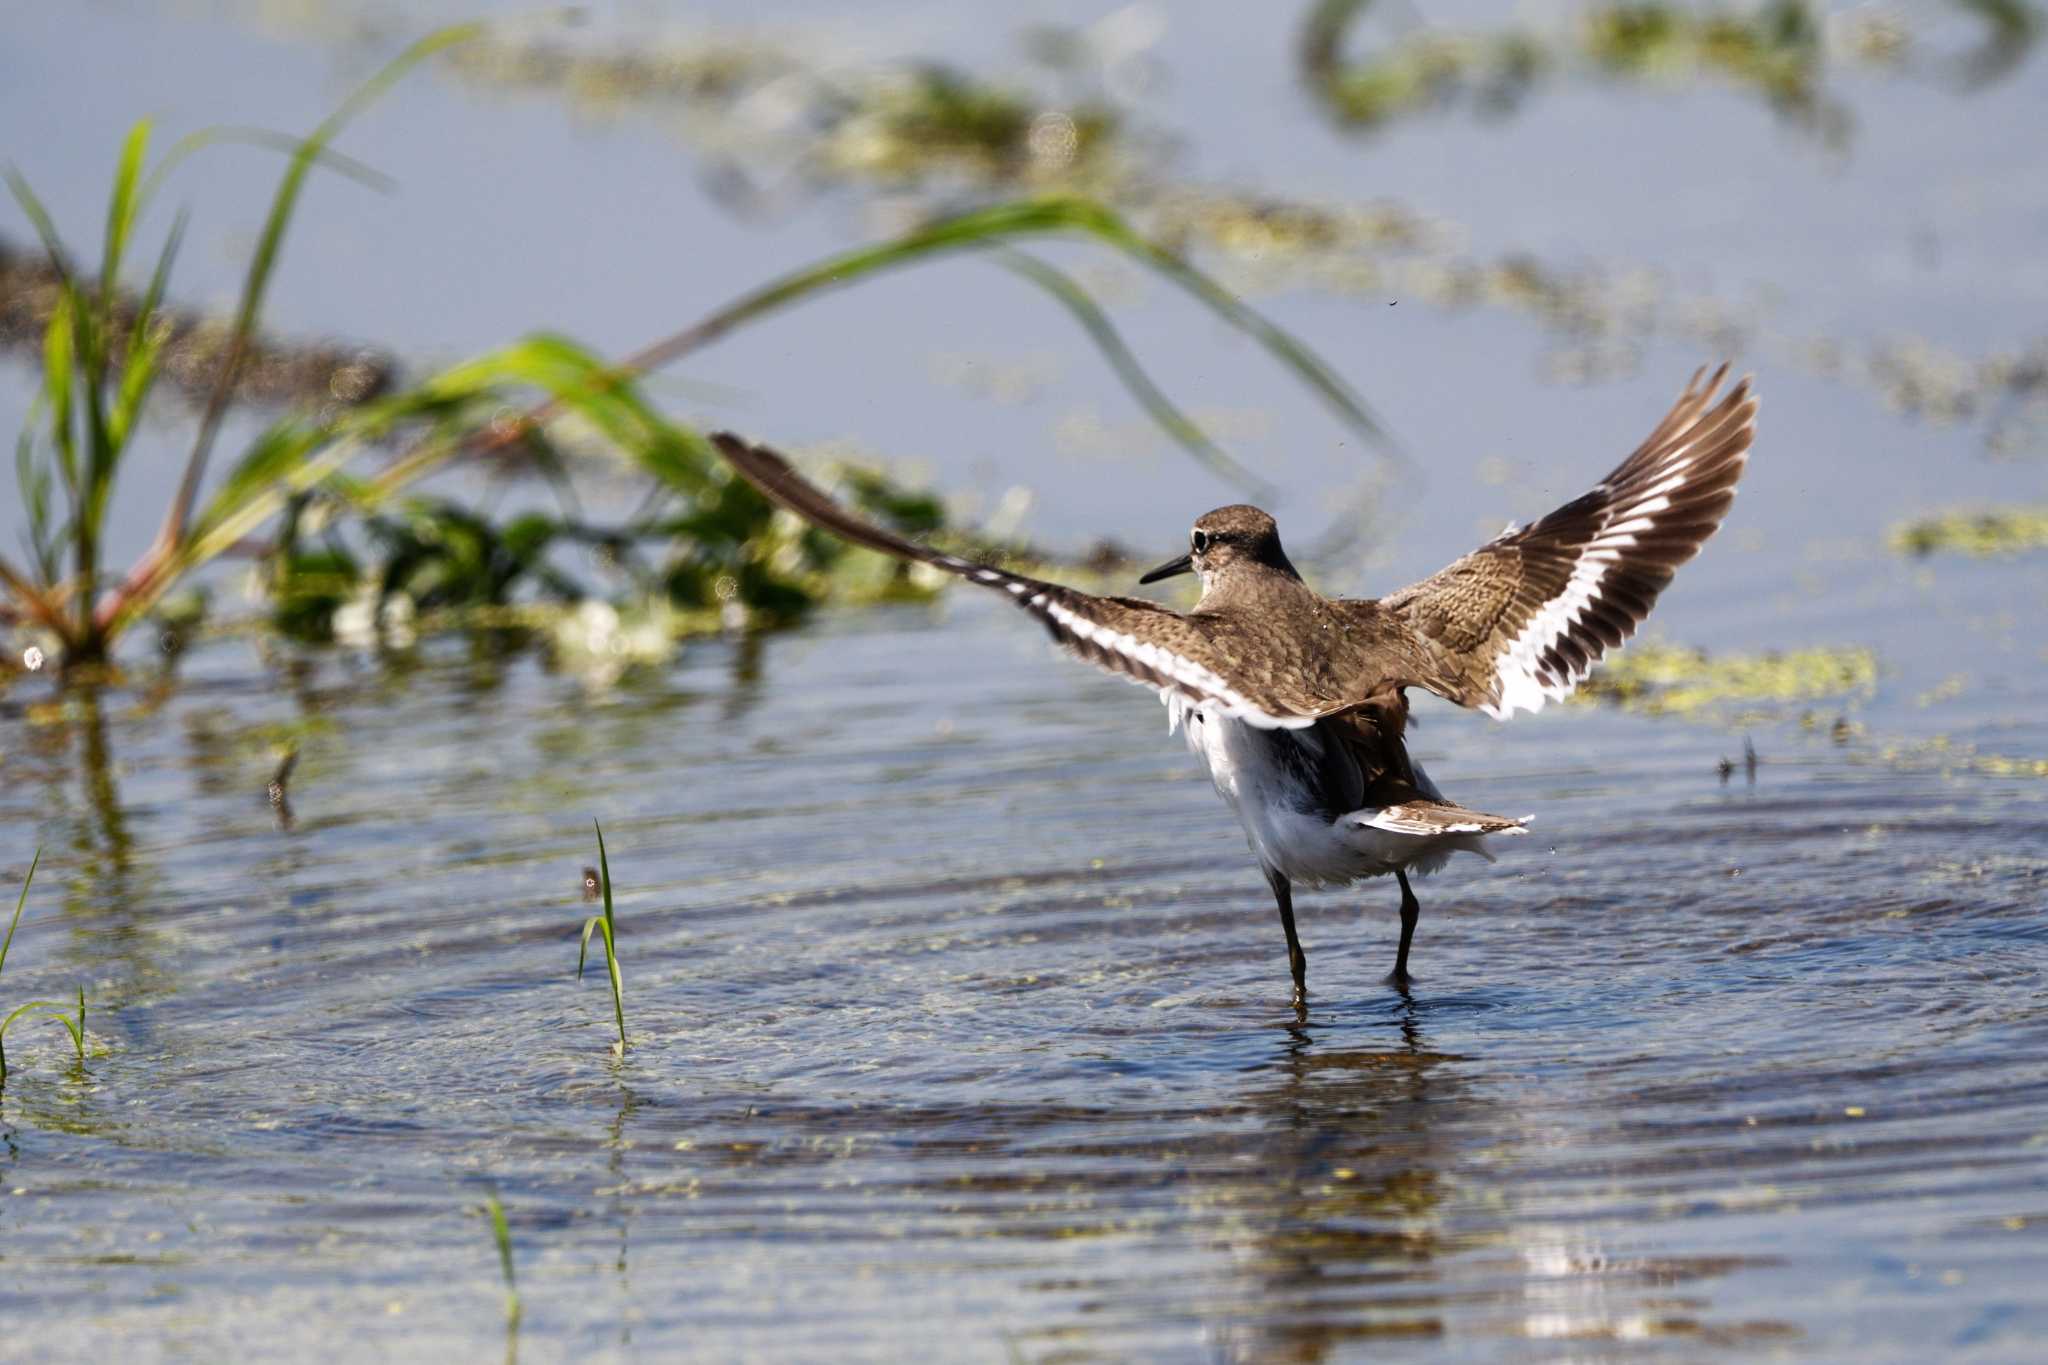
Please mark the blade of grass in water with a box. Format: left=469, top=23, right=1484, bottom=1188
left=154, top=22, right=485, bottom=561
left=575, top=820, right=626, bottom=1054
left=0, top=853, right=90, bottom=1081
left=0, top=849, right=43, bottom=981
left=482, top=1189, right=521, bottom=1329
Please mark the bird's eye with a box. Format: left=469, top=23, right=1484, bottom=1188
left=1191, top=529, right=1211, bottom=553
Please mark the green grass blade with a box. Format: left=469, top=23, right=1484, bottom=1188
left=99, top=119, right=152, bottom=315
left=15, top=410, right=58, bottom=582
left=109, top=212, right=187, bottom=454
left=2, top=165, right=77, bottom=284
left=162, top=21, right=484, bottom=555
left=594, top=820, right=614, bottom=934
left=0, top=1000, right=72, bottom=1037
left=0, top=848, right=41, bottom=978
left=991, top=247, right=1275, bottom=498
left=136, top=125, right=396, bottom=215
left=606, top=196, right=1396, bottom=474
left=591, top=821, right=624, bottom=1051
left=598, top=919, right=624, bottom=1052
left=481, top=1189, right=519, bottom=1311
left=577, top=915, right=601, bottom=980
left=40, top=292, right=78, bottom=499
left=5, top=168, right=86, bottom=516
left=0, top=1000, right=84, bottom=1073
left=12, top=144, right=117, bottom=632
left=1065, top=200, right=1400, bottom=469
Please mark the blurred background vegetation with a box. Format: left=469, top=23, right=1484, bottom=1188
left=2, top=0, right=2043, bottom=687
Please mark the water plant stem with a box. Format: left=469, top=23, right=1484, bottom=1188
left=577, top=821, right=627, bottom=1054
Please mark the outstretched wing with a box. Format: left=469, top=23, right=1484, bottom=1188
left=709, top=433, right=1318, bottom=728
left=1374, top=366, right=1756, bottom=719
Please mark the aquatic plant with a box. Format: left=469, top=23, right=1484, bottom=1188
left=480, top=1188, right=522, bottom=1336
left=1299, top=0, right=2040, bottom=145
left=1889, top=505, right=2048, bottom=558
left=576, top=821, right=626, bottom=1055
left=5, top=56, right=1391, bottom=670
left=0, top=233, right=396, bottom=413
left=0, top=850, right=87, bottom=1083
left=1578, top=642, right=1878, bottom=717
left=1, top=25, right=480, bottom=669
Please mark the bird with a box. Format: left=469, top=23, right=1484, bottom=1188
left=709, top=365, right=1756, bottom=1009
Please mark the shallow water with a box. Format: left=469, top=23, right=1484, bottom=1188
left=5, top=2, right=2048, bottom=1360
left=4, top=595, right=2046, bottom=1360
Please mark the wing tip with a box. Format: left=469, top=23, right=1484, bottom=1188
left=708, top=429, right=793, bottom=484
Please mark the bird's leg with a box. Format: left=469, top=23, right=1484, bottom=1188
left=1264, top=865, right=1308, bottom=1012
left=1389, top=868, right=1420, bottom=989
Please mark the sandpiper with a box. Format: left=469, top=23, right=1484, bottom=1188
left=711, top=366, right=1755, bottom=1006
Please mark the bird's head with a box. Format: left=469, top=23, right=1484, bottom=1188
left=1138, top=505, right=1300, bottom=589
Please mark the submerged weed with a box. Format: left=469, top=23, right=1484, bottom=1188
left=576, top=821, right=627, bottom=1055
left=0, top=850, right=88, bottom=1082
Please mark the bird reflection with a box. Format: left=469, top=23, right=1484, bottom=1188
left=1204, top=1001, right=1470, bottom=1360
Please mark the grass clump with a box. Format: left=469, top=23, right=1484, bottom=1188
left=0, top=850, right=88, bottom=1083
left=576, top=821, right=626, bottom=1055
left=2, top=26, right=480, bottom=671
left=7, top=16, right=1399, bottom=674
left=1579, top=642, right=1878, bottom=717
left=1889, top=505, right=2048, bottom=558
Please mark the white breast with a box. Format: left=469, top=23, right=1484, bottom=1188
left=1165, top=696, right=1492, bottom=886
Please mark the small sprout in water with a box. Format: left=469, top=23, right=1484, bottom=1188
left=479, top=1188, right=522, bottom=1344
left=576, top=822, right=627, bottom=1054
left=1, top=850, right=91, bottom=1083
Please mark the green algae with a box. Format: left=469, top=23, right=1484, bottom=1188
left=1579, top=642, right=1878, bottom=717
left=1889, top=506, right=2048, bottom=557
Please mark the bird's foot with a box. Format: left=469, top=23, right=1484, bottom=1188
left=1383, top=968, right=1414, bottom=996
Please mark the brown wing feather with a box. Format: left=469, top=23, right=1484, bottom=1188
left=1373, top=366, right=1757, bottom=718
left=708, top=433, right=1320, bottom=728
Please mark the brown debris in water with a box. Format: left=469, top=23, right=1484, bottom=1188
left=0, top=235, right=399, bottom=414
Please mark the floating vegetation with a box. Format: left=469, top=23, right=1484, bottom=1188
left=1871, top=735, right=2048, bottom=780
left=1888, top=505, right=2048, bottom=557
left=818, top=66, right=1121, bottom=186
left=575, top=821, right=626, bottom=1055
left=0, top=850, right=88, bottom=1083
left=56, top=8, right=2037, bottom=466
left=0, top=234, right=397, bottom=414
left=1579, top=642, right=1878, bottom=717
left=1299, top=0, right=2040, bottom=146
left=441, top=26, right=1129, bottom=194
